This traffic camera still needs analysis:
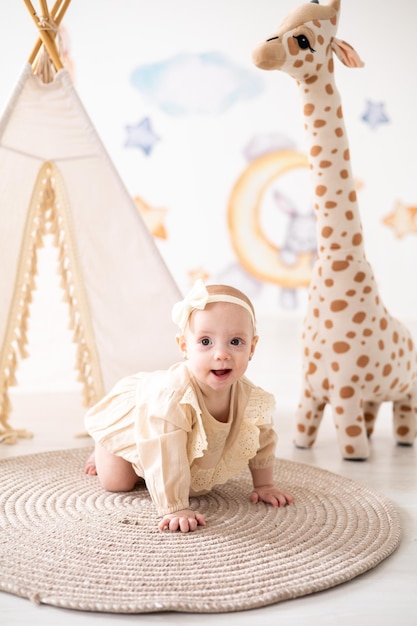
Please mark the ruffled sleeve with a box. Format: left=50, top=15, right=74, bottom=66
left=134, top=365, right=203, bottom=516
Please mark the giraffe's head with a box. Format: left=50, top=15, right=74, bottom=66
left=253, top=0, right=362, bottom=81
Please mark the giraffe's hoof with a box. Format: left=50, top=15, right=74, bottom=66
left=396, top=441, right=414, bottom=447
left=343, top=456, right=368, bottom=462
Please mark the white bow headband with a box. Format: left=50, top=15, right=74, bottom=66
left=172, top=280, right=256, bottom=333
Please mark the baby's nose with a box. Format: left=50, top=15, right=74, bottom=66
left=215, top=346, right=230, bottom=359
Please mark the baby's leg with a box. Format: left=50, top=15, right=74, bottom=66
left=90, top=443, right=139, bottom=492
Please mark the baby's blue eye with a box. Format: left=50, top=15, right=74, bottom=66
left=201, top=337, right=211, bottom=346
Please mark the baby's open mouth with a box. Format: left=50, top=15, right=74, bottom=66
left=212, top=369, right=232, bottom=377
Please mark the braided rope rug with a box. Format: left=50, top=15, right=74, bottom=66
left=0, top=447, right=400, bottom=614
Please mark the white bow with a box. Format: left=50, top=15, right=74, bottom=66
left=172, top=279, right=209, bottom=332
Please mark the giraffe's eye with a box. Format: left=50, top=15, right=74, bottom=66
left=293, top=34, right=315, bottom=53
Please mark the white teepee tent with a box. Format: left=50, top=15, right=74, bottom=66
left=0, top=0, right=181, bottom=443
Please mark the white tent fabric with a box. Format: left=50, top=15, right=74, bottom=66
left=0, top=63, right=181, bottom=442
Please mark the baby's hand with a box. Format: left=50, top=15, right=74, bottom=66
left=158, top=508, right=206, bottom=533
left=250, top=484, right=294, bottom=508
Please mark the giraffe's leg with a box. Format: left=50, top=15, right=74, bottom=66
left=331, top=396, right=370, bottom=461
left=293, top=388, right=326, bottom=449
left=393, top=389, right=417, bottom=446
left=363, top=401, right=381, bottom=438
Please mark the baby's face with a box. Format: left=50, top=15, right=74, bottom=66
left=179, top=301, right=258, bottom=396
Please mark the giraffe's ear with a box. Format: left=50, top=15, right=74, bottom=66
left=331, top=37, right=365, bottom=68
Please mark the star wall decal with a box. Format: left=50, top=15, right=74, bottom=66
left=361, top=100, right=390, bottom=130
left=187, top=268, right=211, bottom=286
left=133, top=195, right=168, bottom=239
left=382, top=200, right=417, bottom=238
left=125, top=117, right=159, bottom=155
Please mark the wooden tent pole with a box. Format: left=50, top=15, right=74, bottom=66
left=23, top=0, right=65, bottom=71
left=28, top=0, right=71, bottom=65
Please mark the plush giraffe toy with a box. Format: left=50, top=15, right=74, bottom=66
left=253, top=0, right=417, bottom=460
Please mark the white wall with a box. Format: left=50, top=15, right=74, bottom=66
left=1, top=0, right=416, bottom=395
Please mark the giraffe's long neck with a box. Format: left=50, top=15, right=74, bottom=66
left=300, top=77, right=365, bottom=261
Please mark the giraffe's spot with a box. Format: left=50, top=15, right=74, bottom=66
left=307, top=426, right=317, bottom=436
left=397, top=425, right=410, bottom=437
left=321, top=226, right=333, bottom=238
left=340, top=386, right=355, bottom=398
left=314, top=118, right=326, bottom=127
left=365, top=373, right=374, bottom=381
left=352, top=233, right=362, bottom=246
left=380, top=317, right=388, bottom=331
left=346, top=289, right=356, bottom=297
left=351, top=374, right=359, bottom=382
left=313, top=351, right=322, bottom=359
left=346, top=331, right=356, bottom=338
left=305, top=53, right=314, bottom=63
left=353, top=311, right=366, bottom=324
left=393, top=331, right=399, bottom=344
left=379, top=340, right=385, bottom=350
left=330, top=300, right=348, bottom=312
left=325, top=278, right=334, bottom=287
left=354, top=272, right=366, bottom=283
left=382, top=364, right=392, bottom=376
left=294, top=60, right=304, bottom=68
left=399, top=405, right=412, bottom=412
left=332, top=260, right=349, bottom=271
left=408, top=338, right=414, bottom=351
left=306, top=75, right=318, bottom=85
left=319, top=160, right=332, bottom=168
left=325, top=200, right=337, bottom=208
left=340, top=169, right=349, bottom=179
left=288, top=37, right=301, bottom=56
left=311, top=145, right=322, bottom=156
left=349, top=191, right=357, bottom=202
left=331, top=361, right=339, bottom=371
left=343, top=149, right=350, bottom=160
left=336, top=105, right=343, bottom=119
left=346, top=425, right=362, bottom=437
left=364, top=411, right=375, bottom=423
left=325, top=83, right=333, bottom=95
left=357, top=355, right=369, bottom=368
left=335, top=127, right=343, bottom=137
left=390, top=377, right=399, bottom=389
left=345, top=444, right=355, bottom=455
left=322, top=378, right=329, bottom=390
left=363, top=286, right=372, bottom=294
left=316, top=184, right=327, bottom=196
left=335, top=406, right=344, bottom=414
left=333, top=341, right=350, bottom=353
left=308, top=362, right=317, bottom=375
left=345, top=210, right=354, bottom=221
left=304, top=103, right=315, bottom=116
left=297, top=423, right=306, bottom=433
left=313, top=308, right=320, bottom=317
left=325, top=319, right=333, bottom=328
left=330, top=243, right=341, bottom=250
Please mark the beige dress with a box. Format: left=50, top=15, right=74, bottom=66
left=85, top=362, right=277, bottom=515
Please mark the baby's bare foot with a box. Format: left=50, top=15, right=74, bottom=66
left=84, top=451, right=97, bottom=475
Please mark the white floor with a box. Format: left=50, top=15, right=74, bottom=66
left=1, top=315, right=416, bottom=626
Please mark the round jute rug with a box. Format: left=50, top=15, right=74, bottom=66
left=0, top=447, right=400, bottom=614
